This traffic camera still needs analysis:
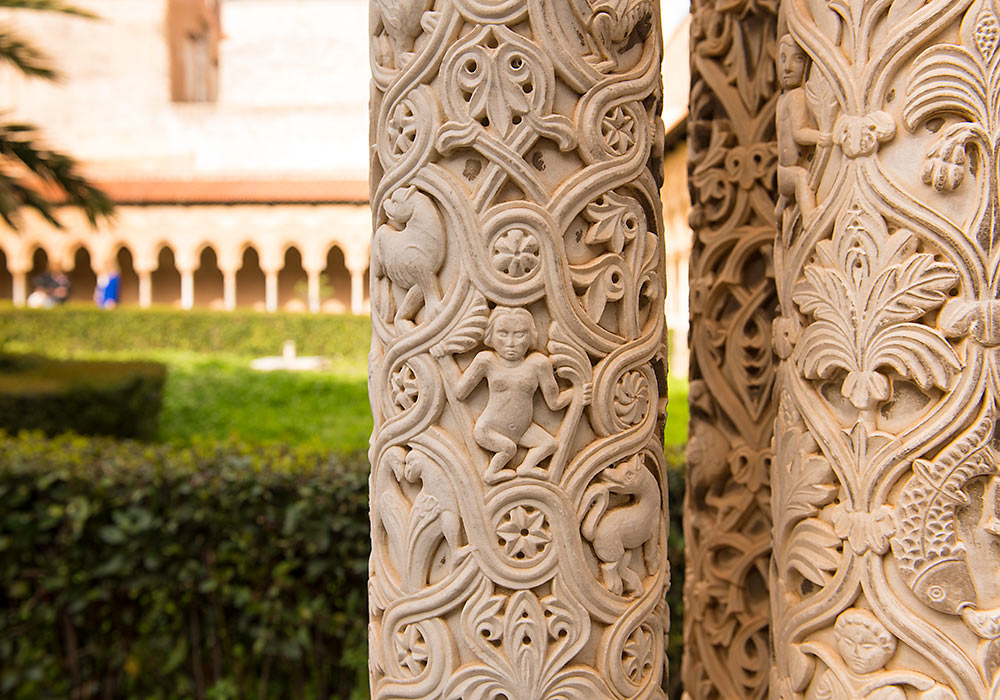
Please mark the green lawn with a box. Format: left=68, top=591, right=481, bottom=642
left=1, top=308, right=688, bottom=450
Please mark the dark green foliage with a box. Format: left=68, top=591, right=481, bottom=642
left=0, top=433, right=688, bottom=700
left=0, top=433, right=371, bottom=700
left=664, top=445, right=685, bottom=700
left=0, top=354, right=165, bottom=439
left=0, top=307, right=371, bottom=361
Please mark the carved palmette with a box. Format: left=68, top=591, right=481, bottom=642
left=773, top=0, right=1000, bottom=698
left=368, top=1, right=669, bottom=699
left=683, top=1, right=778, bottom=699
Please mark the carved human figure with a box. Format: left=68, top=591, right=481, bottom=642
left=372, top=186, right=446, bottom=328
left=451, top=306, right=584, bottom=484
left=579, top=455, right=660, bottom=596
left=776, top=35, right=829, bottom=222
left=812, top=609, right=903, bottom=700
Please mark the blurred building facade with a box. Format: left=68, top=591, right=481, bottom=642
left=0, top=0, right=371, bottom=313
left=0, top=0, right=691, bottom=370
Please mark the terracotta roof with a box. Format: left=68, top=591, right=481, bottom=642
left=92, top=178, right=369, bottom=205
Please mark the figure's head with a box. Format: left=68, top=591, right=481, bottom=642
left=834, top=608, right=896, bottom=675
left=484, top=306, right=536, bottom=361
left=383, top=445, right=408, bottom=481
left=383, top=186, right=416, bottom=223
left=778, top=34, right=808, bottom=89
left=403, top=447, right=433, bottom=482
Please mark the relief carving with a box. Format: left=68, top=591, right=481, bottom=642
left=369, top=1, right=669, bottom=697
left=684, top=0, right=778, bottom=697
left=773, top=0, right=1000, bottom=697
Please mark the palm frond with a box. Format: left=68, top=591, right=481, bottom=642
left=0, top=123, right=114, bottom=230
left=0, top=28, right=58, bottom=80
left=0, top=1, right=97, bottom=19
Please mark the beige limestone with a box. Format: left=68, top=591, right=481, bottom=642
left=682, top=1, right=777, bottom=698
left=367, top=0, right=671, bottom=697
left=771, top=0, right=1000, bottom=698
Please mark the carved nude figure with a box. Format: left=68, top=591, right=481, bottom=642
left=372, top=186, right=446, bottom=327
left=579, top=455, right=660, bottom=596
left=776, top=35, right=829, bottom=222
left=452, top=306, right=584, bottom=484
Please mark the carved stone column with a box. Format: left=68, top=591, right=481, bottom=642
left=367, top=1, right=670, bottom=698
left=771, top=1, right=1000, bottom=698
left=683, top=1, right=778, bottom=698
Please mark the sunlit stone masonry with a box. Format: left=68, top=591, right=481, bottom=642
left=771, top=0, right=1000, bottom=698
left=367, top=0, right=671, bottom=698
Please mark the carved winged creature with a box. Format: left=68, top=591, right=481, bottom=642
left=587, top=0, right=653, bottom=68
left=373, top=186, right=446, bottom=328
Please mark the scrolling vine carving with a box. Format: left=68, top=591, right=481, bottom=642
left=773, top=0, right=1000, bottom=697
left=369, top=1, right=669, bottom=698
left=684, top=1, right=778, bottom=698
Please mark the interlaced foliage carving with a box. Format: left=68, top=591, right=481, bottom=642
left=774, top=0, right=1000, bottom=697
left=368, top=1, right=670, bottom=698
left=684, top=1, right=778, bottom=698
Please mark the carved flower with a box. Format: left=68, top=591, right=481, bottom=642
left=388, top=99, right=418, bottom=155
left=622, top=626, right=654, bottom=683
left=614, top=371, right=650, bottom=425
left=492, top=228, right=539, bottom=278
left=831, top=503, right=895, bottom=555
left=390, top=363, right=419, bottom=410
left=601, top=106, right=636, bottom=155
left=496, top=505, right=550, bottom=560
left=396, top=624, right=427, bottom=675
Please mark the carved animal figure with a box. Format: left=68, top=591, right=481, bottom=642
left=373, top=186, right=446, bottom=327
left=371, top=0, right=433, bottom=67
left=579, top=455, right=660, bottom=596
left=588, top=0, right=653, bottom=67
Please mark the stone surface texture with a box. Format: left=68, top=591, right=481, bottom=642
left=683, top=0, right=778, bottom=698
left=367, top=0, right=671, bottom=698
left=773, top=0, right=1000, bottom=698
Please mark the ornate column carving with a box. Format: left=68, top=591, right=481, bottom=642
left=772, top=1, right=1000, bottom=698
left=367, top=1, right=670, bottom=698
left=684, top=1, right=778, bottom=698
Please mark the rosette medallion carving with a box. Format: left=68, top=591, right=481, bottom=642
left=773, top=0, right=1000, bottom=698
left=368, top=1, right=670, bottom=698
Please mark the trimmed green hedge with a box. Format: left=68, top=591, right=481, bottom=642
left=0, top=434, right=370, bottom=700
left=0, top=355, right=166, bottom=440
left=0, top=307, right=371, bottom=360
left=0, top=433, right=686, bottom=700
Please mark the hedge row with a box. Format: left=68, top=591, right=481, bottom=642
left=0, top=434, right=371, bottom=700
left=0, top=433, right=686, bottom=700
left=0, top=307, right=371, bottom=360
left=0, top=355, right=165, bottom=440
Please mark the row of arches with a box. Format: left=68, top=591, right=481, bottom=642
left=1, top=242, right=370, bottom=313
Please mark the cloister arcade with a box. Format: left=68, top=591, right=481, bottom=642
left=0, top=204, right=373, bottom=314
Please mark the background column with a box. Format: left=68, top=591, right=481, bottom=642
left=772, top=1, right=995, bottom=697
left=683, top=1, right=778, bottom=698
left=368, top=1, right=670, bottom=698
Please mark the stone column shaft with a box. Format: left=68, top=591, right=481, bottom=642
left=138, top=270, right=152, bottom=308
left=307, top=270, right=321, bottom=314
left=223, top=270, right=236, bottom=311
left=264, top=270, right=277, bottom=312
left=770, top=1, right=1000, bottom=697
left=12, top=272, right=26, bottom=306
left=368, top=1, right=670, bottom=698
left=180, top=269, right=194, bottom=310
left=683, top=1, right=778, bottom=698
left=349, top=268, right=364, bottom=316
